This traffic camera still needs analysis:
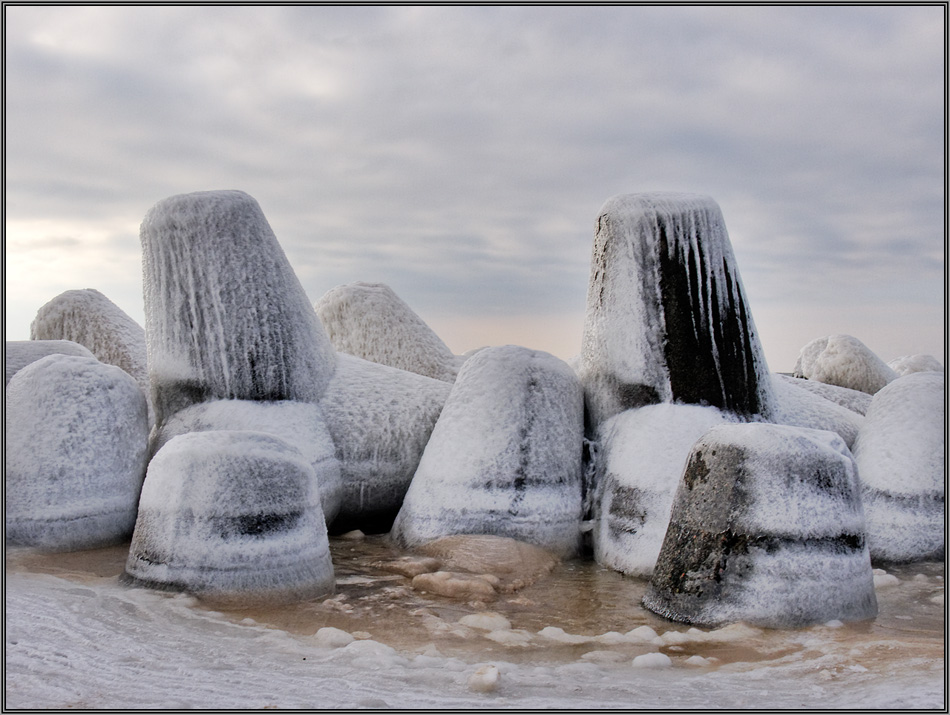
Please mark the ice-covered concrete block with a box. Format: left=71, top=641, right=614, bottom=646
left=591, top=403, right=736, bottom=576
left=153, top=399, right=343, bottom=526
left=315, top=281, right=465, bottom=382
left=5, top=355, right=149, bottom=550
left=390, top=345, right=585, bottom=557
left=320, top=353, right=451, bottom=533
left=851, top=371, right=944, bottom=563
left=30, top=289, right=152, bottom=427
left=793, top=334, right=897, bottom=394
left=578, top=193, right=773, bottom=428
left=123, top=430, right=334, bottom=605
left=140, top=190, right=337, bottom=426
left=5, top=339, right=95, bottom=386
left=769, top=373, right=865, bottom=448
left=643, top=423, right=877, bottom=628
left=773, top=373, right=872, bottom=415
left=887, top=354, right=943, bottom=377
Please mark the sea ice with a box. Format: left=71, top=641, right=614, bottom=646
left=5, top=354, right=149, bottom=550
left=319, top=353, right=451, bottom=533
left=389, top=345, right=585, bottom=557
left=140, top=190, right=337, bottom=426
left=887, top=354, right=943, bottom=376
left=577, top=192, right=774, bottom=428
left=769, top=373, right=865, bottom=448
left=152, top=398, right=343, bottom=525
left=793, top=334, right=897, bottom=394
left=851, top=371, right=944, bottom=563
left=315, top=281, right=466, bottom=382
left=590, top=403, right=736, bottom=577
left=5, top=339, right=95, bottom=385
left=644, top=423, right=877, bottom=628
left=123, top=430, right=335, bottom=605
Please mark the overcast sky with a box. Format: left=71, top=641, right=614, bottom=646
left=5, top=5, right=945, bottom=371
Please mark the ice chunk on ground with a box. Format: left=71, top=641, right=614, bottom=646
left=411, top=571, right=499, bottom=600
left=887, top=354, right=943, bottom=376
left=5, top=355, right=149, bottom=550
left=152, top=398, right=343, bottom=525
left=644, top=423, right=877, bottom=628
left=769, top=373, right=865, bottom=448
left=123, top=430, right=334, bottom=606
left=577, top=192, right=774, bottom=428
left=319, top=353, right=451, bottom=533
left=315, top=281, right=465, bottom=382
left=5, top=339, right=95, bottom=385
left=793, top=335, right=897, bottom=394
left=140, top=190, right=337, bottom=426
left=459, top=613, right=511, bottom=631
left=390, top=345, right=585, bottom=557
left=313, top=626, right=356, bottom=648
left=851, top=371, right=944, bottom=563
left=30, top=289, right=153, bottom=427
left=632, top=652, right=672, bottom=669
left=774, top=373, right=872, bottom=415
left=591, top=403, right=736, bottom=576
left=467, top=664, right=500, bottom=692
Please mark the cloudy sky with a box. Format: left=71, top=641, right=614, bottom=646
left=5, top=5, right=945, bottom=371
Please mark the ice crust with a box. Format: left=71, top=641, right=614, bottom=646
left=793, top=334, right=897, bottom=394
left=644, top=423, right=877, bottom=628
left=887, top=354, right=944, bottom=376
left=140, top=190, right=337, bottom=426
left=320, top=353, right=452, bottom=532
left=578, top=193, right=774, bottom=427
left=390, top=345, right=585, bottom=557
left=5, top=339, right=95, bottom=385
left=123, top=430, right=335, bottom=605
left=30, top=289, right=153, bottom=427
left=315, top=281, right=465, bottom=382
left=152, top=399, right=343, bottom=526
left=5, top=355, right=149, bottom=550
left=591, top=403, right=737, bottom=576
left=851, top=371, right=945, bottom=563
left=769, top=373, right=865, bottom=448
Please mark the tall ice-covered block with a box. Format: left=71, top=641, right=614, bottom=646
left=140, top=190, right=337, bottom=427
left=578, top=193, right=773, bottom=428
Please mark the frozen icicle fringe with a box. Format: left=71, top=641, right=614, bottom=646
left=140, top=190, right=338, bottom=427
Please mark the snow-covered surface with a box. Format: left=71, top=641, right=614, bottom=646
left=888, top=353, right=944, bottom=376
left=5, top=537, right=944, bottom=709
left=645, top=423, right=877, bottom=629
left=140, top=190, right=337, bottom=425
left=578, top=192, right=773, bottom=427
left=793, top=334, right=898, bottom=394
left=4, top=339, right=95, bottom=386
left=852, top=371, right=945, bottom=562
left=5, top=355, right=149, bottom=550
left=124, top=430, right=334, bottom=605
left=154, top=399, right=343, bottom=525
left=390, top=345, right=584, bottom=557
left=769, top=372, right=865, bottom=448
left=315, top=281, right=465, bottom=382
left=774, top=372, right=872, bottom=415
left=591, top=403, right=736, bottom=576
left=30, top=288, right=153, bottom=426
left=319, top=353, right=451, bottom=530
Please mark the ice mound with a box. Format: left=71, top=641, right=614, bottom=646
left=851, top=371, right=945, bottom=563
left=140, top=190, right=337, bottom=426
left=152, top=399, right=343, bottom=525
left=769, top=373, right=865, bottom=448
left=887, top=354, right=944, bottom=376
left=578, top=192, right=773, bottom=428
left=30, top=288, right=152, bottom=426
left=123, top=430, right=334, bottom=605
left=5, top=339, right=94, bottom=385
left=591, top=403, right=737, bottom=576
left=644, top=423, right=877, bottom=628
left=5, top=354, right=149, bottom=550
left=315, top=281, right=465, bottom=382
left=793, top=334, right=897, bottom=394
left=774, top=373, right=872, bottom=415
left=320, top=353, right=451, bottom=532
left=389, top=345, right=585, bottom=557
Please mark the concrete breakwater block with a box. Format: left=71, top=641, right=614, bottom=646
left=5, top=355, right=149, bottom=550
left=123, top=430, right=335, bottom=605
left=643, top=423, right=877, bottom=628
